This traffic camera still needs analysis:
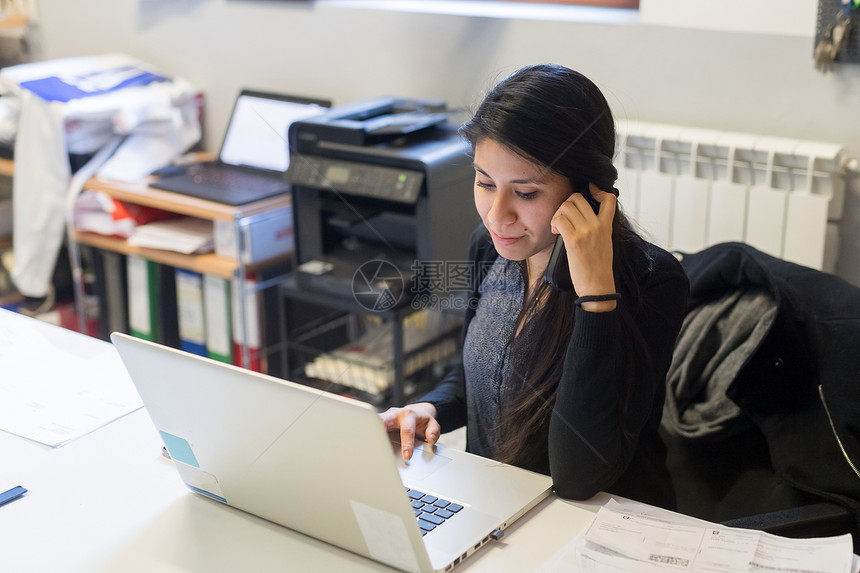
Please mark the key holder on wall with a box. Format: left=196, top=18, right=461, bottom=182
left=815, top=0, right=860, bottom=72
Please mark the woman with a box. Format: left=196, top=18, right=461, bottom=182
left=380, top=64, right=689, bottom=509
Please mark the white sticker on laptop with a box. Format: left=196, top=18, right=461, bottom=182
left=350, top=500, right=420, bottom=573
left=174, top=462, right=226, bottom=504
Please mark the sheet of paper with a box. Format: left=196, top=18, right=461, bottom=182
left=127, top=217, right=214, bottom=254
left=0, top=310, right=143, bottom=447
left=539, top=498, right=859, bottom=573
left=584, top=505, right=706, bottom=567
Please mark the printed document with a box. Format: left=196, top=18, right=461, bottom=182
left=541, top=498, right=859, bottom=573
left=0, top=309, right=143, bottom=447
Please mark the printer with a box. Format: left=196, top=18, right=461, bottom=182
left=286, top=97, right=479, bottom=305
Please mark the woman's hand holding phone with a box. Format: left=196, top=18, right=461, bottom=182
left=550, top=183, right=618, bottom=311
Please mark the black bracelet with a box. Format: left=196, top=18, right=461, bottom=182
left=574, top=293, right=622, bottom=306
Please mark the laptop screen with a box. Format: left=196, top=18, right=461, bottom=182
left=219, top=91, right=330, bottom=173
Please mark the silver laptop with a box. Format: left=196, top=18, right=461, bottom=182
left=111, top=332, right=552, bottom=573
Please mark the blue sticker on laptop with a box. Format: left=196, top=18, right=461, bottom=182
left=160, top=431, right=200, bottom=468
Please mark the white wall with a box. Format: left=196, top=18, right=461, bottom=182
left=640, top=0, right=818, bottom=37
left=32, top=0, right=860, bottom=285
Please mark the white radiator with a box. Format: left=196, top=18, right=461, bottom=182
left=616, top=122, right=851, bottom=273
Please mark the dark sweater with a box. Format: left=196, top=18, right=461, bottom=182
left=420, top=225, right=689, bottom=509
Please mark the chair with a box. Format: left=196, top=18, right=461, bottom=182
left=661, top=425, right=856, bottom=542
left=662, top=242, right=860, bottom=550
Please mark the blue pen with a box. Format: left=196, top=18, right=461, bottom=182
left=0, top=485, right=27, bottom=506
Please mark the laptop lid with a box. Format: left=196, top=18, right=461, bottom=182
left=217, top=89, right=331, bottom=173
left=111, top=333, right=552, bottom=573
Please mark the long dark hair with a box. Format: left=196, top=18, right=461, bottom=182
left=460, top=64, right=653, bottom=470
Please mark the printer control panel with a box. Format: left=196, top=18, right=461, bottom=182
left=289, top=157, right=424, bottom=204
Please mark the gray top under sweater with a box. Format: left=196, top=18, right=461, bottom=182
left=462, top=256, right=528, bottom=458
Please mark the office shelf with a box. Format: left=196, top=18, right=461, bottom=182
left=71, top=230, right=236, bottom=279
left=84, top=175, right=290, bottom=222
left=70, top=229, right=287, bottom=280
left=278, top=273, right=460, bottom=408
left=301, top=314, right=456, bottom=390
left=69, top=171, right=294, bottom=371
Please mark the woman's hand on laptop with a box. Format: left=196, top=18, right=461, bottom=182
left=379, top=403, right=440, bottom=461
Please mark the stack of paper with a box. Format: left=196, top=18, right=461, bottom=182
left=127, top=217, right=214, bottom=254
left=304, top=310, right=458, bottom=394
left=541, top=498, right=859, bottom=573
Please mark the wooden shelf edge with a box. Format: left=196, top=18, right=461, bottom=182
left=84, top=176, right=292, bottom=222
left=0, top=14, right=27, bottom=30
left=0, top=158, right=14, bottom=178
left=72, top=230, right=237, bottom=279
left=83, top=178, right=237, bottom=221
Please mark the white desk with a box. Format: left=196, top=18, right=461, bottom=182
left=0, top=313, right=606, bottom=572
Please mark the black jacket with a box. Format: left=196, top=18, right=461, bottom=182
left=678, top=242, right=860, bottom=526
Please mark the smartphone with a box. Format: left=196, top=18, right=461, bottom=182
left=544, top=181, right=599, bottom=292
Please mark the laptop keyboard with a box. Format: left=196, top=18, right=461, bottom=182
left=406, top=488, right=463, bottom=536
